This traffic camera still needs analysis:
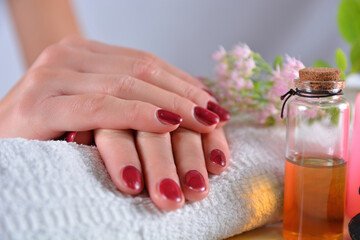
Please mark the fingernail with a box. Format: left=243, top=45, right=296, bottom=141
left=210, top=149, right=226, bottom=167
left=184, top=170, right=206, bottom=192
left=65, top=131, right=77, bottom=142
left=157, top=109, right=183, bottom=125
left=207, top=101, right=231, bottom=122
left=122, top=165, right=142, bottom=191
left=159, top=178, right=182, bottom=202
left=194, top=106, right=219, bottom=126
left=202, top=88, right=216, bottom=98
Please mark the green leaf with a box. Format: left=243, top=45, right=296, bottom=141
left=350, top=40, right=360, bottom=72
left=265, top=115, right=276, bottom=126
left=338, top=0, right=360, bottom=44
left=335, top=48, right=348, bottom=74
left=273, top=55, right=283, bottom=70
left=327, top=107, right=341, bottom=126
left=313, top=59, right=332, bottom=68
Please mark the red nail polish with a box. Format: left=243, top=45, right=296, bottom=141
left=65, top=132, right=77, bottom=142
left=122, top=165, right=142, bottom=191
left=159, top=178, right=182, bottom=202
left=194, top=106, right=219, bottom=126
left=207, top=101, right=231, bottom=122
left=202, top=88, right=216, bottom=98
left=210, top=149, right=226, bottom=167
left=157, top=109, right=183, bottom=125
left=184, top=170, right=206, bottom=192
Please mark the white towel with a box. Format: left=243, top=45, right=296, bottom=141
left=0, top=120, right=285, bottom=240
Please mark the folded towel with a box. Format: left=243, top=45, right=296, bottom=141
left=0, top=120, right=285, bottom=240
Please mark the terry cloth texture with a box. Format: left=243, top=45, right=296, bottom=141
left=0, top=120, right=285, bottom=240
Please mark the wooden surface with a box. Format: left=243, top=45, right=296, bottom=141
left=227, top=222, right=283, bottom=240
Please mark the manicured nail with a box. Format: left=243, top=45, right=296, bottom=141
left=159, top=178, right=182, bottom=202
left=202, top=88, right=216, bottom=98
left=65, top=131, right=77, bottom=142
left=194, top=106, right=219, bottom=126
left=122, top=165, right=142, bottom=191
left=207, top=101, right=231, bottom=122
left=157, top=109, right=183, bottom=125
left=184, top=170, right=206, bottom=192
left=210, top=149, right=226, bottom=167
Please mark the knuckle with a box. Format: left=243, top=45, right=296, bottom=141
left=137, top=131, right=170, bottom=140
left=12, top=96, right=40, bottom=126
left=38, top=44, right=69, bottom=66
left=181, top=85, right=197, bottom=100
left=13, top=98, right=31, bottom=118
left=172, top=127, right=200, bottom=141
left=102, top=75, right=136, bottom=96
left=132, top=58, right=160, bottom=79
left=73, top=95, right=106, bottom=123
left=128, top=100, right=146, bottom=122
left=85, top=95, right=106, bottom=115
left=169, top=95, right=183, bottom=112
left=26, top=67, right=55, bottom=85
left=139, top=51, right=160, bottom=65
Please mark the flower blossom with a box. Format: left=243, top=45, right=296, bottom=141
left=270, top=55, right=305, bottom=98
left=232, top=43, right=251, bottom=58
left=212, top=46, right=226, bottom=61
left=204, top=43, right=305, bottom=126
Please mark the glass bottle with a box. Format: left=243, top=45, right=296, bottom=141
left=282, top=68, right=351, bottom=240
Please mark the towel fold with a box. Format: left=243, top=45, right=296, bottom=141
left=0, top=120, right=285, bottom=240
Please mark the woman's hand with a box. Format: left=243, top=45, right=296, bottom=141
left=0, top=36, right=231, bottom=210
left=0, top=37, right=230, bottom=140
left=95, top=127, right=229, bottom=211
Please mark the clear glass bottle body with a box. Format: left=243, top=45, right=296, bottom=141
left=283, top=84, right=351, bottom=240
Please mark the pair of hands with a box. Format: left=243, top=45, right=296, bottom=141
left=0, top=37, right=231, bottom=211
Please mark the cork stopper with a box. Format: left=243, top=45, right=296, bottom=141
left=295, top=67, right=345, bottom=93
left=299, top=67, right=341, bottom=81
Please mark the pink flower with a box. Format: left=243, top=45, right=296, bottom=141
left=245, top=57, right=255, bottom=72
left=266, top=104, right=277, bottom=115
left=270, top=67, right=288, bottom=97
left=254, top=110, right=270, bottom=124
left=207, top=43, right=305, bottom=126
left=282, top=55, right=304, bottom=81
left=235, top=77, right=246, bottom=89
left=216, top=62, right=228, bottom=77
left=235, top=96, right=243, bottom=102
left=304, top=109, right=318, bottom=119
left=235, top=59, right=245, bottom=69
left=212, top=46, right=226, bottom=61
left=230, top=70, right=239, bottom=80
left=284, top=55, right=304, bottom=70
left=235, top=57, right=255, bottom=77
left=244, top=97, right=254, bottom=104
left=233, top=43, right=251, bottom=59
left=245, top=80, right=254, bottom=89
left=270, top=56, right=305, bottom=98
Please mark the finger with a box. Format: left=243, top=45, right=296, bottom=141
left=202, top=127, right=230, bottom=175
left=95, top=129, right=143, bottom=195
left=60, top=36, right=206, bottom=88
left=51, top=70, right=219, bottom=132
left=91, top=53, right=231, bottom=122
left=41, top=94, right=182, bottom=133
left=135, top=132, right=184, bottom=211
left=43, top=44, right=230, bottom=123
left=171, top=128, right=209, bottom=202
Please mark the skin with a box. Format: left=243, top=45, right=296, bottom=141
left=0, top=37, right=230, bottom=211
left=6, top=1, right=230, bottom=211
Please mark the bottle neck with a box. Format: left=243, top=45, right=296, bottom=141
left=294, top=79, right=345, bottom=94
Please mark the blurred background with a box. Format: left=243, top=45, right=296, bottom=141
left=0, top=0, right=347, bottom=99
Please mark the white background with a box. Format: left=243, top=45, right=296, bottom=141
left=0, top=0, right=348, bottom=99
